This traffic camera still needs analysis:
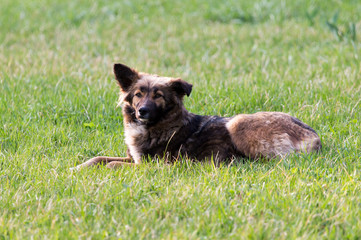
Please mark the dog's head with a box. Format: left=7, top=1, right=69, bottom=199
left=114, top=63, right=192, bottom=125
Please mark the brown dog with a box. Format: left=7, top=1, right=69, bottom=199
left=72, top=63, right=321, bottom=169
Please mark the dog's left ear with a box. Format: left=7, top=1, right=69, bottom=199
left=170, top=78, right=193, bottom=97
left=114, top=63, right=139, bottom=91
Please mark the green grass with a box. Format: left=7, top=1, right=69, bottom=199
left=1, top=0, right=361, bottom=239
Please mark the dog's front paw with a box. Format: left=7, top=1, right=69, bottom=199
left=69, top=165, right=82, bottom=172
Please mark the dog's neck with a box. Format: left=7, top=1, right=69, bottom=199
left=148, top=105, right=193, bottom=132
left=123, top=103, right=194, bottom=157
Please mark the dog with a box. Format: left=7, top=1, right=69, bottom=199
left=72, top=63, right=321, bottom=169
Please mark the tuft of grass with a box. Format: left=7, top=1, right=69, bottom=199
left=326, top=11, right=358, bottom=42
left=1, top=0, right=361, bottom=239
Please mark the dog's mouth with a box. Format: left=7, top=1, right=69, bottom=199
left=137, top=111, right=150, bottom=123
left=138, top=117, right=149, bottom=123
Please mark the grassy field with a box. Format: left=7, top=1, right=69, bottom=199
left=1, top=0, right=361, bottom=239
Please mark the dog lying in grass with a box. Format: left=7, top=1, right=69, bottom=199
left=72, top=63, right=321, bottom=169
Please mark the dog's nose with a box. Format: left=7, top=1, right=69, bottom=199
left=138, top=107, right=150, bottom=118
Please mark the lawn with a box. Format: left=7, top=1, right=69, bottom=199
left=1, top=0, right=361, bottom=239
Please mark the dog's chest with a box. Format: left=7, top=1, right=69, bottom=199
left=124, top=123, right=147, bottom=164
left=124, top=123, right=182, bottom=161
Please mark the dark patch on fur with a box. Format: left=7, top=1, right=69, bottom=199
left=291, top=116, right=317, bottom=134
left=140, top=114, right=239, bottom=162
left=123, top=104, right=137, bottom=122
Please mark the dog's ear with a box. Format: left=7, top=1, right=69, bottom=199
left=170, top=78, right=192, bottom=97
left=114, top=63, right=139, bottom=91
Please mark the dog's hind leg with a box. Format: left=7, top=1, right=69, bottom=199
left=70, top=156, right=133, bottom=171
left=226, top=112, right=321, bottom=159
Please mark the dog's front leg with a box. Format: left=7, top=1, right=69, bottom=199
left=70, top=156, right=133, bottom=171
left=105, top=161, right=136, bottom=169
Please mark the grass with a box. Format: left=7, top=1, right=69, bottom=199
left=1, top=0, right=361, bottom=238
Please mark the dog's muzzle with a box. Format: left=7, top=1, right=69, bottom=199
left=138, top=107, right=150, bottom=121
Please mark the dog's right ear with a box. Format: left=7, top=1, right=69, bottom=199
left=170, top=78, right=193, bottom=97
left=114, top=63, right=139, bottom=91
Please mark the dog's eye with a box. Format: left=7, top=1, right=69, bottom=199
left=135, top=92, right=142, bottom=98
left=154, top=93, right=163, bottom=99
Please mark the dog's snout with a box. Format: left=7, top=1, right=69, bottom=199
left=138, top=107, right=150, bottom=118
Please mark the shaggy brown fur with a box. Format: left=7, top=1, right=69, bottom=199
left=72, top=63, right=321, bottom=169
